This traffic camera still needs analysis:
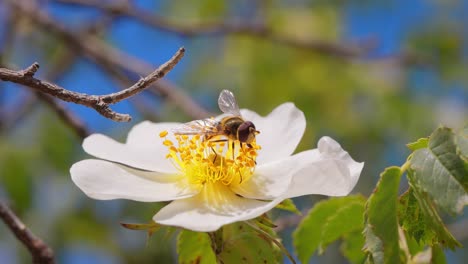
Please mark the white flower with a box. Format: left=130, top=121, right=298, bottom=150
left=70, top=103, right=364, bottom=232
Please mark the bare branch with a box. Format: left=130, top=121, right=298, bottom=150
left=0, top=201, right=55, bottom=264
left=0, top=48, right=185, bottom=122
left=6, top=0, right=211, bottom=120
left=99, top=47, right=185, bottom=104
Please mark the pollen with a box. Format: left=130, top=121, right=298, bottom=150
left=160, top=134, right=260, bottom=188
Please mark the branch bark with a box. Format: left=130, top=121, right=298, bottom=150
left=0, top=202, right=55, bottom=264
left=0, top=48, right=185, bottom=122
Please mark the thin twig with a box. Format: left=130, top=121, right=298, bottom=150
left=0, top=201, right=55, bottom=264
left=0, top=47, right=185, bottom=122
left=6, top=0, right=211, bottom=120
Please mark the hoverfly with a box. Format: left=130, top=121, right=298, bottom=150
left=172, top=90, right=259, bottom=150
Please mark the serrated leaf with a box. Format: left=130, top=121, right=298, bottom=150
left=409, top=127, right=468, bottom=214
left=293, top=195, right=365, bottom=263
left=319, top=200, right=365, bottom=253
left=275, top=198, right=301, bottom=215
left=364, top=167, right=402, bottom=264
left=399, top=189, right=434, bottom=244
left=341, top=231, right=366, bottom=264
left=218, top=222, right=282, bottom=264
left=455, top=125, right=468, bottom=161
left=407, top=137, right=429, bottom=151
left=177, top=230, right=217, bottom=264
left=245, top=221, right=296, bottom=264
left=407, top=171, right=461, bottom=249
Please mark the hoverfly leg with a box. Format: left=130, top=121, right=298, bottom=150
left=244, top=143, right=257, bottom=165
left=207, top=139, right=228, bottom=164
left=232, top=141, right=235, bottom=160
left=210, top=146, right=218, bottom=164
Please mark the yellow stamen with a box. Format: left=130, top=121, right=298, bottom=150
left=159, top=130, right=168, bottom=138
left=160, top=134, right=259, bottom=188
left=163, top=140, right=173, bottom=146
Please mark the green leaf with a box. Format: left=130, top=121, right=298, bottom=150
left=255, top=214, right=278, bottom=229
left=406, top=171, right=461, bottom=249
left=319, top=199, right=365, bottom=253
left=341, top=231, right=366, bottom=264
left=293, top=195, right=365, bottom=263
left=364, top=167, right=402, bottom=264
left=407, top=137, right=429, bottom=151
left=455, top=125, right=468, bottom=161
left=399, top=189, right=433, bottom=244
left=431, top=244, right=447, bottom=264
left=218, top=222, right=282, bottom=264
left=177, top=230, right=217, bottom=264
left=409, top=127, right=468, bottom=215
left=275, top=198, right=301, bottom=215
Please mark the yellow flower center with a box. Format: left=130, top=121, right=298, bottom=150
left=159, top=131, right=260, bottom=190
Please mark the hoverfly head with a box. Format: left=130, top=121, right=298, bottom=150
left=238, top=121, right=258, bottom=144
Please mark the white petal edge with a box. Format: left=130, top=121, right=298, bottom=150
left=283, top=136, right=364, bottom=198
left=70, top=159, right=199, bottom=202
left=240, top=103, right=306, bottom=165
left=230, top=157, right=298, bottom=200
left=83, top=122, right=180, bottom=173
left=153, top=186, right=284, bottom=232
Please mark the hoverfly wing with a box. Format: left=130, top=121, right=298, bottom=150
left=172, top=118, right=220, bottom=136
left=218, top=90, right=241, bottom=116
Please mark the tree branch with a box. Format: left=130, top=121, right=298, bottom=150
left=53, top=0, right=368, bottom=58
left=0, top=201, right=55, bottom=264
left=5, top=0, right=211, bottom=120
left=0, top=47, right=185, bottom=122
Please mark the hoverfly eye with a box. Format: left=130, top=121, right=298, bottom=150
left=238, top=121, right=256, bottom=143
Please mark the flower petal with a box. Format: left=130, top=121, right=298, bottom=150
left=230, top=159, right=296, bottom=200
left=126, top=121, right=179, bottom=147
left=153, top=184, right=283, bottom=232
left=83, top=121, right=179, bottom=173
left=70, top=159, right=199, bottom=202
left=284, top=136, right=364, bottom=198
left=240, top=103, right=306, bottom=164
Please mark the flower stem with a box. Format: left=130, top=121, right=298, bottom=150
left=400, top=160, right=411, bottom=175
